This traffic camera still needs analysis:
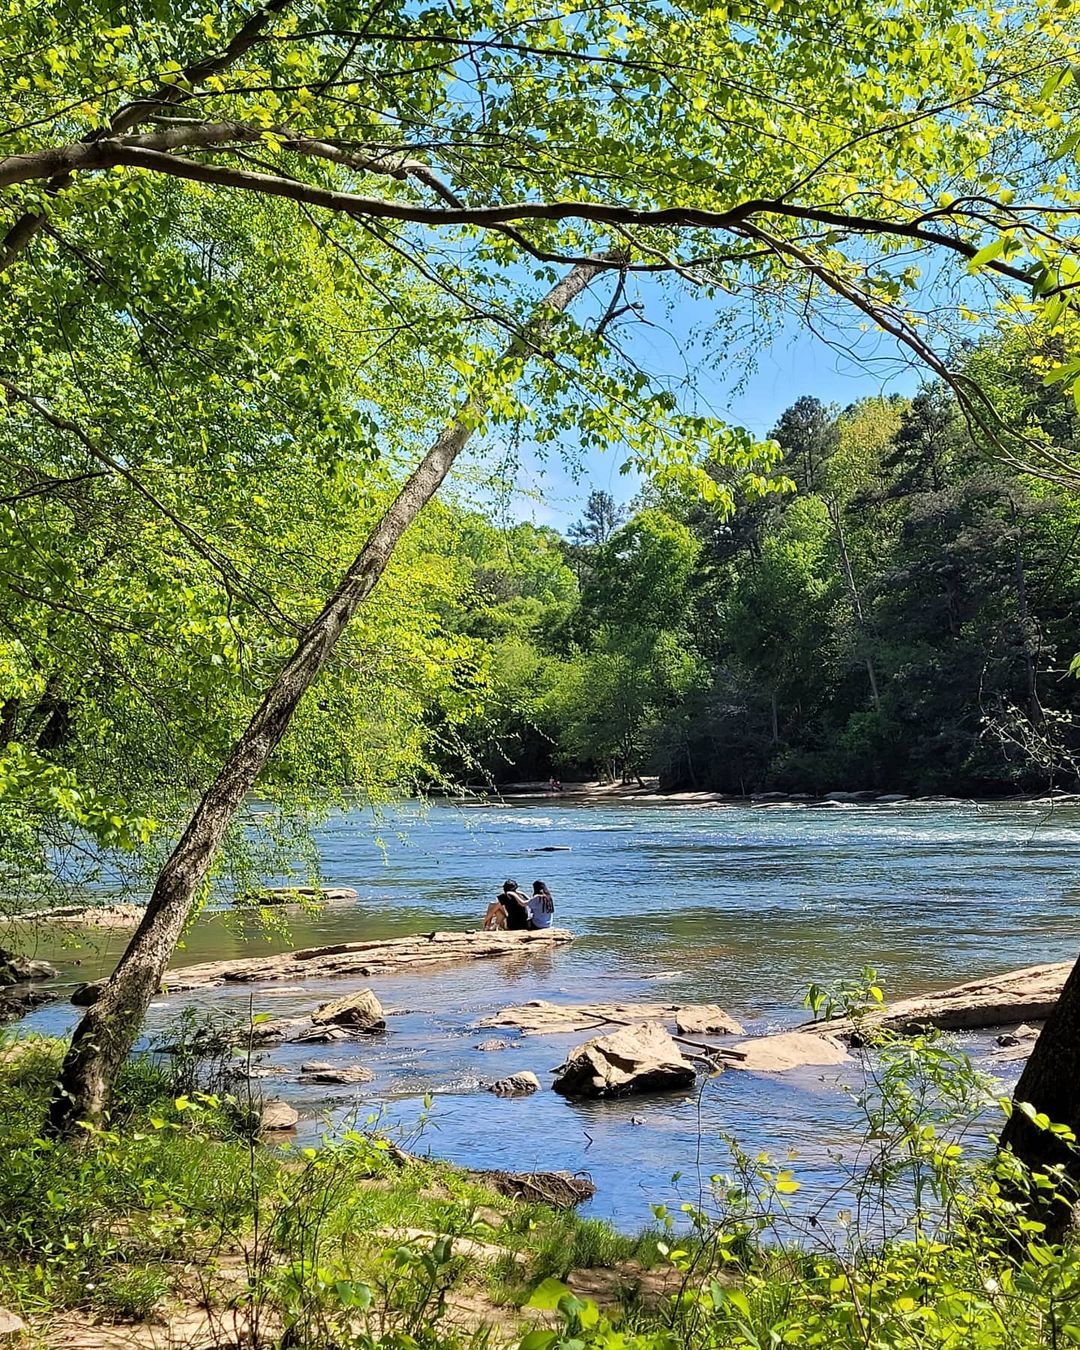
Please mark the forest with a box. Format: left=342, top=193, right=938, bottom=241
left=447, top=345, right=1080, bottom=797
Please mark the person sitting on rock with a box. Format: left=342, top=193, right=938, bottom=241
left=527, top=880, right=555, bottom=930
left=483, top=895, right=508, bottom=930
left=498, top=879, right=532, bottom=931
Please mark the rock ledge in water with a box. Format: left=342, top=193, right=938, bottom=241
left=552, top=1023, right=696, bottom=1098
left=480, top=999, right=744, bottom=1037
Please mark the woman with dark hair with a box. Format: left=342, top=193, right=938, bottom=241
left=527, top=880, right=555, bottom=930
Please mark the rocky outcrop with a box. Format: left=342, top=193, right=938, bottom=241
left=727, top=1030, right=850, bottom=1073
left=479, top=999, right=744, bottom=1037
left=0, top=949, right=57, bottom=984
left=802, top=961, right=1072, bottom=1039
left=488, top=1071, right=540, bottom=1097
left=0, top=947, right=60, bottom=1024
left=311, top=987, right=386, bottom=1033
left=552, top=1023, right=696, bottom=1098
left=117, top=927, right=575, bottom=997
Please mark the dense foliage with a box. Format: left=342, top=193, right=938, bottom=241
left=447, top=334, right=1080, bottom=797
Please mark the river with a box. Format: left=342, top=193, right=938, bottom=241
left=13, top=798, right=1080, bottom=1229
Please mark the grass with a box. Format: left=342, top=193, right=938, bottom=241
left=0, top=1035, right=662, bottom=1344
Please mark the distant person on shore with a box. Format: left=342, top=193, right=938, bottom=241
left=527, top=880, right=555, bottom=930
left=484, top=880, right=531, bottom=931
left=548, top=776, right=562, bottom=793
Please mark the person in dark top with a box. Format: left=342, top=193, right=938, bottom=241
left=499, top=878, right=532, bottom=931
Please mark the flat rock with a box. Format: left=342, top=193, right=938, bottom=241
left=238, top=885, right=360, bottom=906
left=675, top=1004, right=745, bottom=1036
left=11, top=903, right=145, bottom=929
left=311, top=987, right=385, bottom=1032
left=727, top=1030, right=851, bottom=1073
left=149, top=927, right=573, bottom=995
left=489, top=1071, right=541, bottom=1097
left=479, top=999, right=744, bottom=1037
left=552, top=1023, right=696, bottom=1098
left=260, top=1100, right=298, bottom=1131
left=292, top=1024, right=350, bottom=1044
left=298, top=1065, right=374, bottom=1085
left=0, top=1307, right=25, bottom=1339
left=300, top=1060, right=336, bottom=1073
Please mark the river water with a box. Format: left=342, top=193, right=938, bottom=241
left=12, top=799, right=1080, bottom=1229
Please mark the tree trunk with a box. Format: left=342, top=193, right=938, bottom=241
left=1010, top=503, right=1043, bottom=726
left=47, top=260, right=604, bottom=1136
left=827, top=498, right=881, bottom=709
left=998, top=949, right=1080, bottom=1240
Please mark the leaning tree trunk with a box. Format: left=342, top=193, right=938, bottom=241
left=47, top=259, right=603, bottom=1136
left=999, top=950, right=1080, bottom=1240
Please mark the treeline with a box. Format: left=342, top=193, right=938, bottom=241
left=443, top=337, right=1080, bottom=796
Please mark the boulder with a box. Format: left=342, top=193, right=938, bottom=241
left=728, top=1031, right=850, bottom=1073
left=0, top=950, right=57, bottom=985
left=552, top=1023, right=696, bottom=1099
left=675, top=1004, right=745, bottom=1036
left=260, top=1100, right=299, bottom=1131
left=0, top=1307, right=25, bottom=1340
left=300, top=1060, right=336, bottom=1073
left=299, top=1065, right=374, bottom=1085
left=489, top=1071, right=541, bottom=1097
left=311, top=987, right=386, bottom=1032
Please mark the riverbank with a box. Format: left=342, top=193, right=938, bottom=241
left=485, top=778, right=1080, bottom=807
left=0, top=1032, right=1073, bottom=1350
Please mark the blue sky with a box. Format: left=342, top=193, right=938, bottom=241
left=496, top=278, right=931, bottom=532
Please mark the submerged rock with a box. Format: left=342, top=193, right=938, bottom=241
left=996, top=1023, right=1040, bottom=1048
left=260, top=1100, right=299, bottom=1131
left=552, top=1023, right=696, bottom=1099
left=475, top=1038, right=514, bottom=1051
left=489, top=1071, right=540, bottom=1097
left=311, top=987, right=386, bottom=1033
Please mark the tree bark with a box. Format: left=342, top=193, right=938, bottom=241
left=999, top=949, right=1080, bottom=1239
left=827, top=498, right=881, bottom=709
left=47, top=259, right=604, bottom=1136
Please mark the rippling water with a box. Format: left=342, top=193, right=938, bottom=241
left=13, top=798, right=1080, bottom=1227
